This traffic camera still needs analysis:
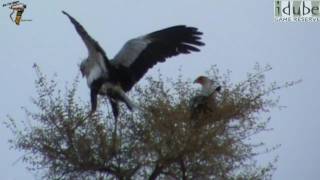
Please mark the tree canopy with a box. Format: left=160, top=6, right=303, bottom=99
left=5, top=64, right=298, bottom=179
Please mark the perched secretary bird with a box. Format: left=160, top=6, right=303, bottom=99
left=62, top=11, right=205, bottom=120
left=190, top=76, right=221, bottom=118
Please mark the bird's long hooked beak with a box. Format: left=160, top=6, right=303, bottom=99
left=79, top=65, right=85, bottom=77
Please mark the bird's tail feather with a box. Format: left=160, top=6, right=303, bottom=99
left=118, top=90, right=141, bottom=112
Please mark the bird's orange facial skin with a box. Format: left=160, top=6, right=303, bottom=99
left=194, top=76, right=206, bottom=85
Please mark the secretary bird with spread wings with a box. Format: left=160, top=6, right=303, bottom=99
left=62, top=11, right=205, bottom=120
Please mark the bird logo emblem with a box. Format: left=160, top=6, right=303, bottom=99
left=2, top=1, right=32, bottom=25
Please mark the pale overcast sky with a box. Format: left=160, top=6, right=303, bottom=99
left=1, top=0, right=319, bottom=179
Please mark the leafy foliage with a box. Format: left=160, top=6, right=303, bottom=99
left=5, top=64, right=298, bottom=179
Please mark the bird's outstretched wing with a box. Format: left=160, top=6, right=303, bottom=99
left=62, top=11, right=110, bottom=67
left=113, top=25, right=204, bottom=91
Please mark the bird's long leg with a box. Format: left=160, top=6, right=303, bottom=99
left=111, top=116, right=118, bottom=155
left=9, top=10, right=15, bottom=22
left=110, top=100, right=119, bottom=136
left=109, top=99, right=119, bottom=155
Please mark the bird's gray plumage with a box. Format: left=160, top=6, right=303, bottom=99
left=190, top=76, right=221, bottom=119
left=62, top=11, right=205, bottom=119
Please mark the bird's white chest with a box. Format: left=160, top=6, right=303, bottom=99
left=86, top=65, right=104, bottom=87
left=201, top=84, right=214, bottom=96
